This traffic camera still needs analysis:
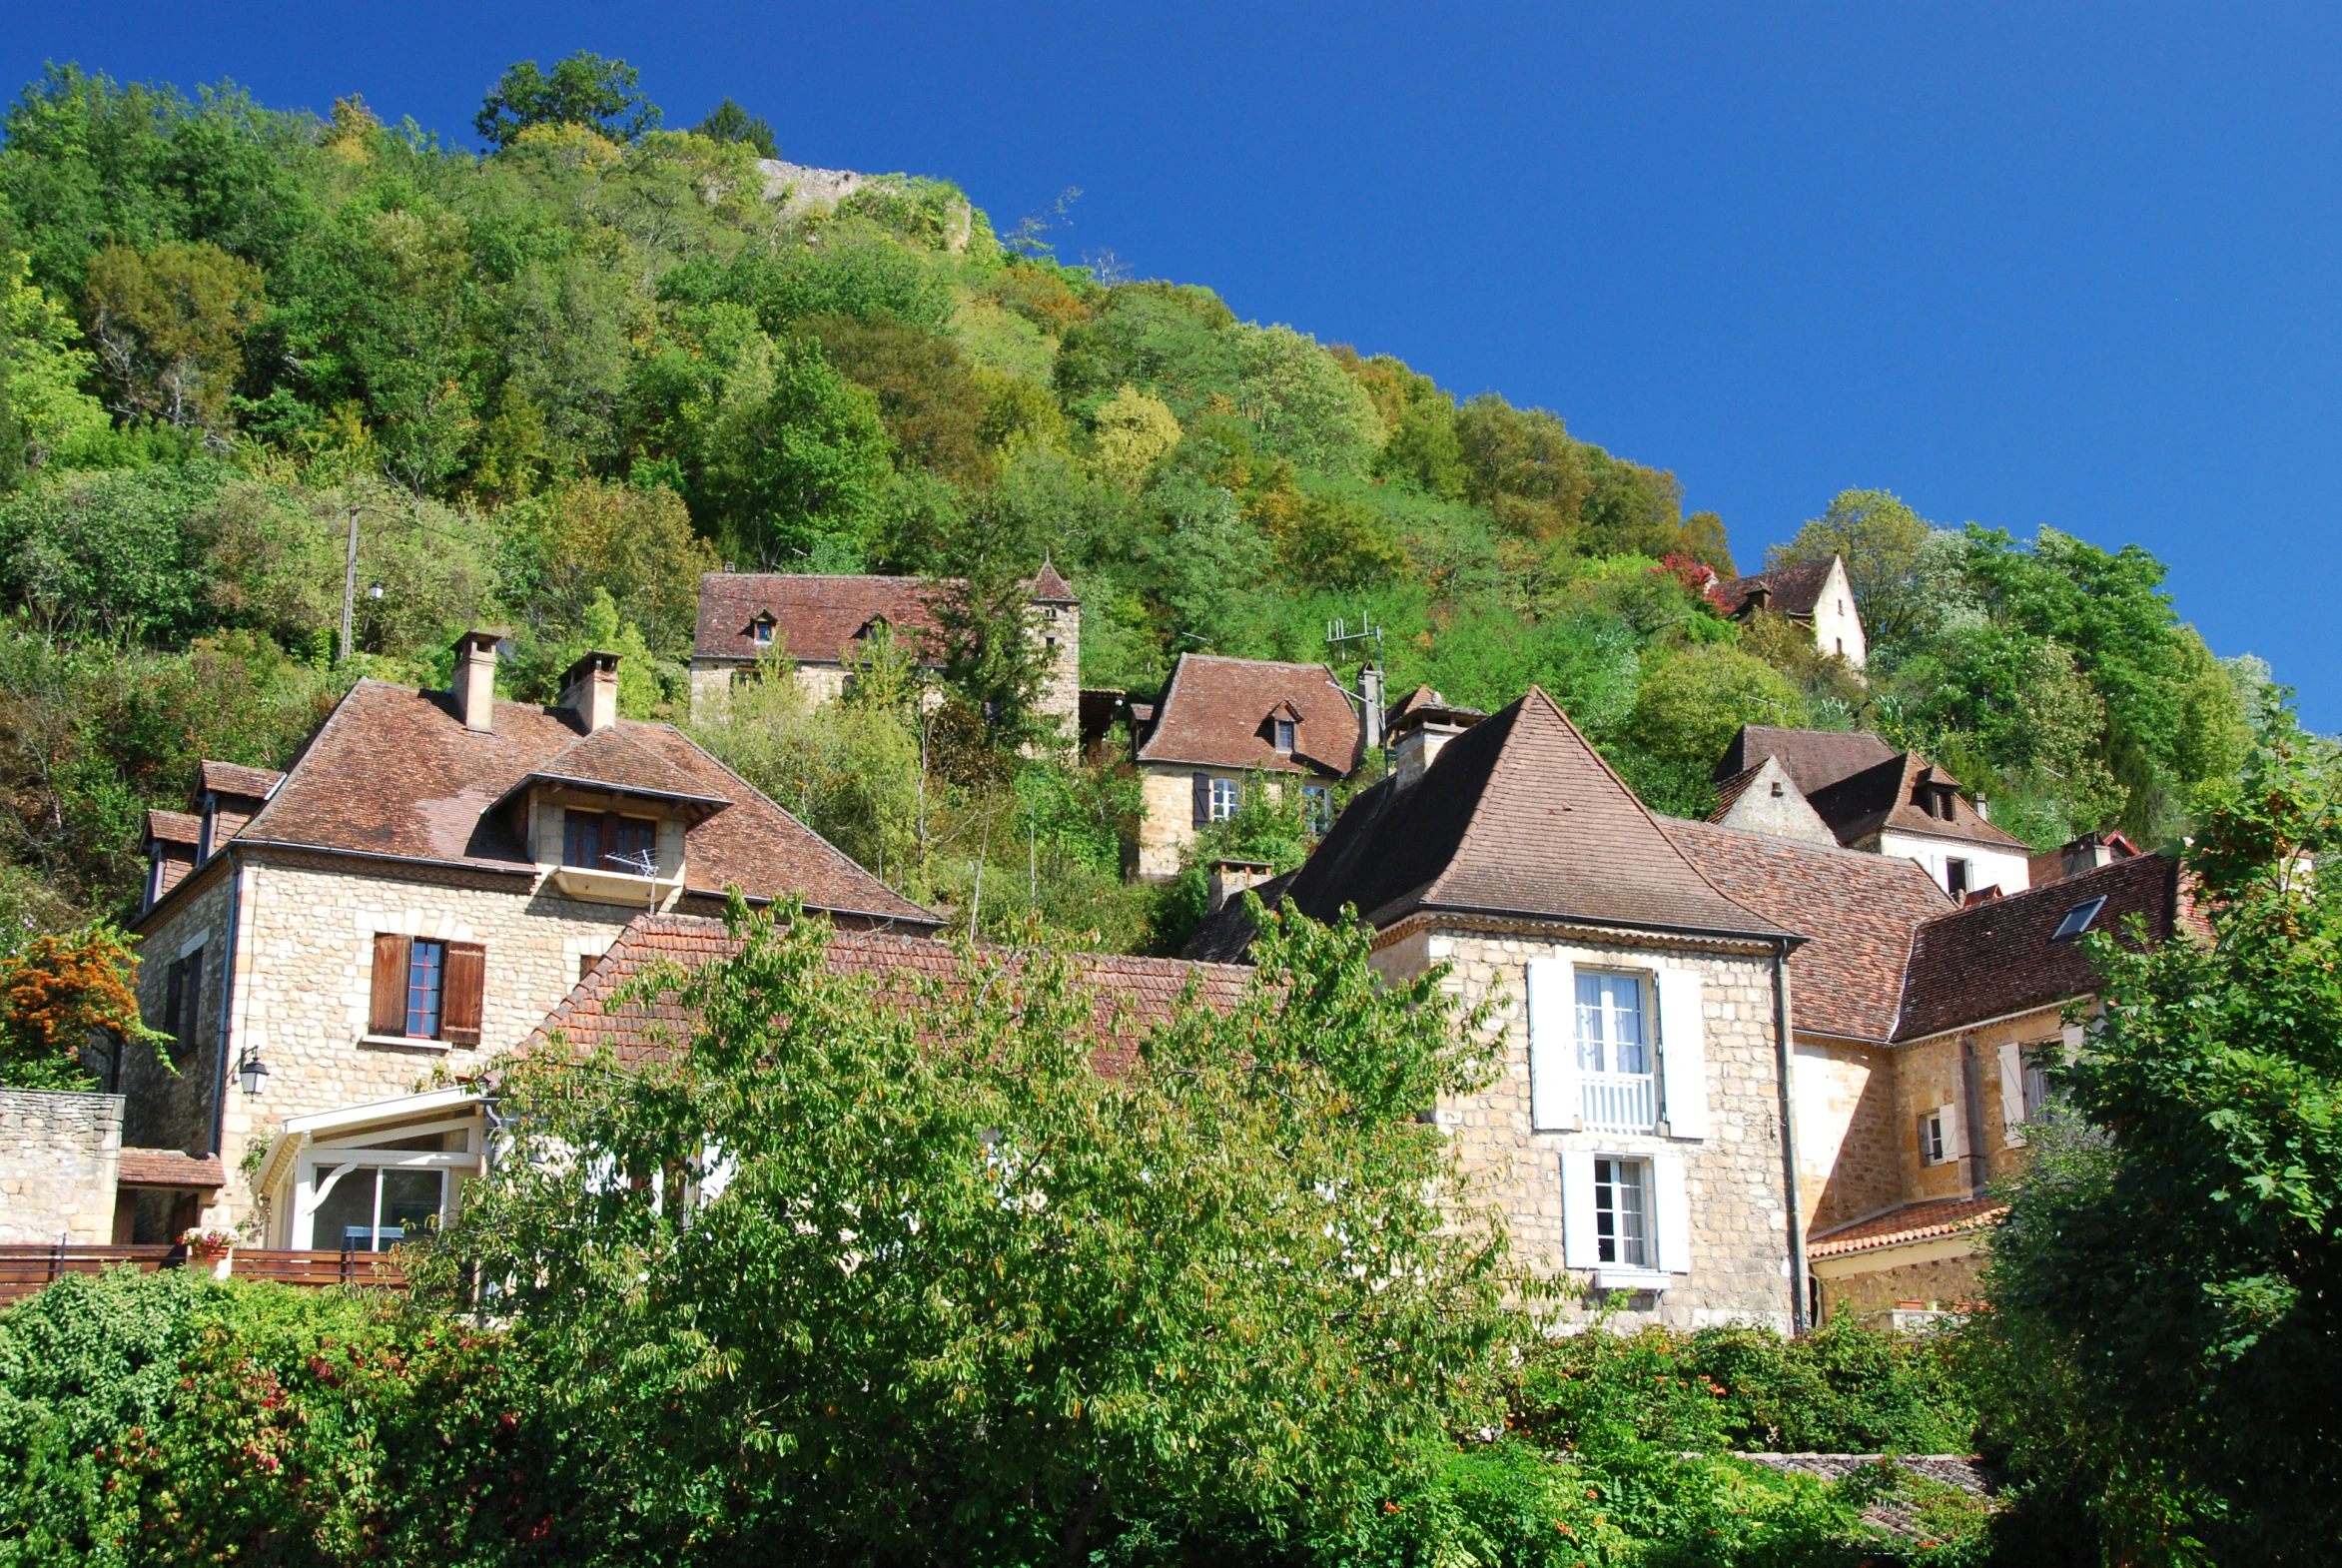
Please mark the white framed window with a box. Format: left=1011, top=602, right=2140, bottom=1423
left=1919, top=1108, right=1949, bottom=1165
left=1593, top=1157, right=1650, bottom=1267
left=1207, top=777, right=1239, bottom=822
left=1273, top=718, right=1295, bottom=752
left=1576, top=971, right=1655, bottom=1131
left=310, top=1165, right=447, bottom=1251
left=1302, top=783, right=1330, bottom=834
left=1946, top=858, right=1970, bottom=898
left=2022, top=1049, right=2053, bottom=1119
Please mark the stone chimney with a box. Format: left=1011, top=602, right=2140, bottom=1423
left=450, top=629, right=502, bottom=733
left=2059, top=831, right=2135, bottom=880
left=1389, top=694, right=1482, bottom=788
left=1358, top=664, right=1385, bottom=752
left=558, top=651, right=621, bottom=734
left=1206, top=859, right=1275, bottom=914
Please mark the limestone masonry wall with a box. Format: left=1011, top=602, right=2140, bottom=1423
left=122, top=862, right=239, bottom=1153
left=1820, top=1249, right=1985, bottom=1320
left=0, top=1089, right=124, bottom=1242
left=1793, top=1040, right=1903, bottom=1233
left=1380, top=924, right=1795, bottom=1331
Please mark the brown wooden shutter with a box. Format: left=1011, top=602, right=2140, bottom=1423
left=370, top=934, right=411, bottom=1036
left=440, top=941, right=485, bottom=1046
left=178, top=949, right=204, bottom=1056
left=1192, top=772, right=1210, bottom=827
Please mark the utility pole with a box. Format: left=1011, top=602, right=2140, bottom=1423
left=340, top=503, right=361, bottom=662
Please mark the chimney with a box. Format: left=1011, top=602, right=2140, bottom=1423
left=1388, top=692, right=1484, bottom=788
left=558, top=651, right=621, bottom=733
left=450, top=629, right=502, bottom=733
left=1206, top=859, right=1275, bottom=914
left=2060, top=831, right=2135, bottom=880
left=1358, top=663, right=1385, bottom=752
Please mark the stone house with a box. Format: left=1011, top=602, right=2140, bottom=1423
left=1123, top=654, right=1365, bottom=881
left=1188, top=688, right=1807, bottom=1330
left=115, top=630, right=938, bottom=1249
left=687, top=565, right=1081, bottom=739
left=1712, top=555, right=1868, bottom=667
left=1713, top=726, right=2034, bottom=900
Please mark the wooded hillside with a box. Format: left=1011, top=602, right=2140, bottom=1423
left=0, top=56, right=2269, bottom=947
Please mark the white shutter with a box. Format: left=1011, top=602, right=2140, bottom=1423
left=1998, top=1042, right=2027, bottom=1147
left=1940, top=1101, right=1965, bottom=1162
left=2061, top=1023, right=2086, bottom=1053
left=1527, top=958, right=1577, bottom=1132
left=1560, top=1150, right=1599, bottom=1268
left=1653, top=1153, right=1691, bottom=1274
left=1657, top=969, right=1709, bottom=1141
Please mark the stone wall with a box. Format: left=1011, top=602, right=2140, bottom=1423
left=129, top=851, right=653, bottom=1231
left=1033, top=598, right=1080, bottom=744
left=0, top=1090, right=124, bottom=1242
left=1793, top=1040, right=1904, bottom=1233
left=120, top=859, right=240, bottom=1153
left=1377, top=921, right=1796, bottom=1330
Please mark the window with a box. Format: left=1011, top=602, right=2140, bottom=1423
left=1593, top=1158, right=1650, bottom=1267
left=370, top=934, right=485, bottom=1046
left=311, top=1167, right=446, bottom=1252
left=1273, top=718, right=1296, bottom=752
left=1575, top=971, right=1654, bottom=1130
left=1919, top=1109, right=1948, bottom=1165
left=405, top=940, right=445, bottom=1039
left=2021, top=1047, right=2055, bottom=1121
left=750, top=615, right=774, bottom=645
left=1302, top=783, right=1331, bottom=834
left=2051, top=896, right=2107, bottom=942
left=1946, top=858, right=1969, bottom=898
left=564, top=811, right=659, bottom=875
left=1208, top=778, right=1239, bottom=822
left=161, top=949, right=204, bottom=1059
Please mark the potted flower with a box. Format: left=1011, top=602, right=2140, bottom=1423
left=181, top=1225, right=241, bottom=1279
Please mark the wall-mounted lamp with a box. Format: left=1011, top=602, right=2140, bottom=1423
left=235, top=1047, right=270, bottom=1097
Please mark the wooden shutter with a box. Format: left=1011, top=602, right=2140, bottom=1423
left=1191, top=772, right=1210, bottom=827
left=1657, top=969, right=1709, bottom=1140
left=1526, top=958, right=1576, bottom=1131
left=370, top=934, right=411, bottom=1036
left=440, top=942, right=485, bottom=1046
left=1939, top=1101, right=1965, bottom=1163
left=1998, top=1041, right=2027, bottom=1147
left=178, top=949, right=204, bottom=1056
left=163, top=958, right=185, bottom=1037
left=1653, top=1154, right=1691, bottom=1274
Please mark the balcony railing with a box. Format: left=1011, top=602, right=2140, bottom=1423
left=1582, top=1071, right=1657, bottom=1132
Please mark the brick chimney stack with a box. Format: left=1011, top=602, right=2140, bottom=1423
left=558, top=651, right=622, bottom=733
left=451, top=629, right=502, bottom=734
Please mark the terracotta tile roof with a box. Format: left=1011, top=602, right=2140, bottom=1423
left=197, top=761, right=284, bottom=800
left=1665, top=819, right=1952, bottom=1043
left=694, top=573, right=948, bottom=665
left=1388, top=685, right=1484, bottom=730
left=144, top=809, right=201, bottom=848
left=1807, top=752, right=2031, bottom=851
left=1893, top=853, right=2183, bottom=1042
left=1809, top=1194, right=2005, bottom=1257
left=1030, top=560, right=1077, bottom=601
left=1194, top=688, right=1787, bottom=948
left=528, top=912, right=1250, bottom=1078
left=1134, top=654, right=1363, bottom=777
left=1713, top=725, right=1896, bottom=795
left=224, top=681, right=938, bottom=929
left=1714, top=556, right=1839, bottom=619
left=116, top=1148, right=226, bottom=1187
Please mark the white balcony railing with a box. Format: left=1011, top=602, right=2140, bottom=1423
left=1581, top=1072, right=1656, bottom=1132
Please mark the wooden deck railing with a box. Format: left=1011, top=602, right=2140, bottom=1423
left=0, top=1243, right=408, bottom=1304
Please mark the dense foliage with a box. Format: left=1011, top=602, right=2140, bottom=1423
left=0, top=55, right=2265, bottom=962
left=1964, top=732, right=2342, bottom=1565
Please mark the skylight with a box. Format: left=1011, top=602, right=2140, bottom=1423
left=2051, top=895, right=2108, bottom=942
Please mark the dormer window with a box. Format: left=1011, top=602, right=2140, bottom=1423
left=564, top=811, right=658, bottom=875
left=750, top=614, right=775, bottom=646
left=1274, top=718, right=1295, bottom=753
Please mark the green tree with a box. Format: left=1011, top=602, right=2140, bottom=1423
left=83, top=241, right=267, bottom=430
left=1769, top=487, right=1936, bottom=647
left=1452, top=394, right=1590, bottom=544
left=693, top=97, right=777, bottom=158
left=1623, top=643, right=1807, bottom=816
left=0, top=252, right=109, bottom=465
left=474, top=52, right=661, bottom=148
left=1971, top=736, right=2342, bottom=1562
left=432, top=893, right=1514, bottom=1562
left=705, top=337, right=895, bottom=564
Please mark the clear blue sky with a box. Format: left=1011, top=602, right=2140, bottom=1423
left=9, top=3, right=2339, bottom=721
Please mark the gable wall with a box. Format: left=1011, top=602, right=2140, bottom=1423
left=1809, top=558, right=1868, bottom=668
left=1791, top=1039, right=1904, bottom=1233
left=1376, top=922, right=1795, bottom=1330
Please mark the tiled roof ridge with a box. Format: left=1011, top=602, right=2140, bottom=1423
left=1808, top=1194, right=2005, bottom=1258
left=1430, top=688, right=1786, bottom=939
left=238, top=678, right=384, bottom=842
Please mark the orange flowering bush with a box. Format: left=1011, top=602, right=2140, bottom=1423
left=0, top=922, right=165, bottom=1090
